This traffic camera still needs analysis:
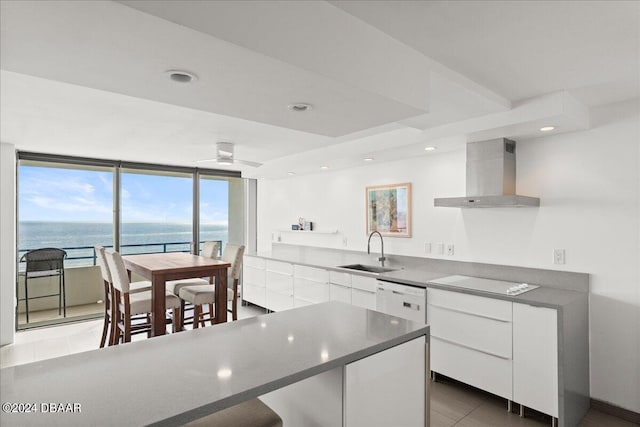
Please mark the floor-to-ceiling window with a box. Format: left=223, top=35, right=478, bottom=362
left=15, top=153, right=244, bottom=330
left=199, top=175, right=245, bottom=255
left=120, top=168, right=193, bottom=255
left=17, top=160, right=114, bottom=328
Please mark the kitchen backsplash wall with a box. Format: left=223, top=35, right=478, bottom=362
left=257, top=99, right=640, bottom=413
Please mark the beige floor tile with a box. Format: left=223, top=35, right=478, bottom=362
left=455, top=401, right=549, bottom=427
left=430, top=409, right=458, bottom=427
left=33, top=337, right=72, bottom=362
left=579, top=409, right=640, bottom=427
left=429, top=379, right=488, bottom=422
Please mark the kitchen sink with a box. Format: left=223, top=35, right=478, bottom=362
left=337, top=264, right=397, bottom=274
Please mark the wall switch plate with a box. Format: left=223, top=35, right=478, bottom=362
left=342, top=237, right=348, bottom=247
left=424, top=243, right=431, bottom=253
left=554, top=249, right=565, bottom=265
left=435, top=243, right=444, bottom=255
left=447, top=244, right=455, bottom=256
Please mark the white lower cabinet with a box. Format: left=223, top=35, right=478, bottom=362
left=429, top=288, right=562, bottom=420
left=244, top=256, right=376, bottom=313
left=428, top=288, right=513, bottom=400
left=243, top=256, right=266, bottom=307
left=513, top=303, right=558, bottom=417
left=329, top=283, right=351, bottom=304
left=351, top=288, right=376, bottom=310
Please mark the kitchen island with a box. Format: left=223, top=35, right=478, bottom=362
left=1, top=301, right=429, bottom=426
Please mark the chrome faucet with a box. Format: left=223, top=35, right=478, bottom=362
left=367, top=231, right=386, bottom=267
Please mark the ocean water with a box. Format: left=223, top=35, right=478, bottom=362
left=18, top=221, right=228, bottom=267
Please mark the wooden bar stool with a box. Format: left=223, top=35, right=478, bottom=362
left=104, top=249, right=182, bottom=343
left=183, top=398, right=282, bottom=427
left=94, top=246, right=152, bottom=347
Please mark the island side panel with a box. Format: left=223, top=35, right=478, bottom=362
left=260, top=366, right=343, bottom=426
left=345, top=336, right=427, bottom=427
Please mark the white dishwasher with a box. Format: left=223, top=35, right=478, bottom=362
left=376, top=280, right=426, bottom=323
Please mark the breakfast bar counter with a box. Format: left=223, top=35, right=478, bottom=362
left=1, top=301, right=430, bottom=426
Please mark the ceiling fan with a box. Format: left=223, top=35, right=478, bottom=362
left=196, top=142, right=263, bottom=167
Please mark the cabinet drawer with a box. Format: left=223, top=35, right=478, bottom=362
left=266, top=260, right=293, bottom=275
left=266, top=271, right=293, bottom=294
left=351, top=275, right=377, bottom=292
left=432, top=337, right=513, bottom=400
left=294, top=277, right=329, bottom=303
left=428, top=304, right=512, bottom=359
left=329, top=271, right=352, bottom=287
left=266, top=290, right=294, bottom=312
left=351, top=288, right=376, bottom=310
left=330, top=283, right=351, bottom=304
left=243, top=265, right=265, bottom=287
left=294, top=265, right=328, bottom=283
left=428, top=288, right=512, bottom=321
left=243, top=283, right=266, bottom=308
left=243, top=256, right=265, bottom=269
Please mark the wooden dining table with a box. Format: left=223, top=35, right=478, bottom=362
left=123, top=252, right=231, bottom=336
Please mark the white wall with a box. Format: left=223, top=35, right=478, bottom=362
left=257, top=99, right=640, bottom=412
left=0, top=143, right=16, bottom=346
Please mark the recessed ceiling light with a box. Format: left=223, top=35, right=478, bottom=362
left=540, top=126, right=555, bottom=132
left=424, top=146, right=437, bottom=151
left=288, top=103, right=312, bottom=112
left=363, top=157, right=374, bottom=162
left=165, top=69, right=198, bottom=83
left=287, top=172, right=296, bottom=176
left=320, top=165, right=329, bottom=170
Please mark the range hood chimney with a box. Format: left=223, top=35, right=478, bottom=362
left=434, top=138, right=540, bottom=208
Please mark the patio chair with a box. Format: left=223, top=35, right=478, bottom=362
left=18, top=248, right=67, bottom=323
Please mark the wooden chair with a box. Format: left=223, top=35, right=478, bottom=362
left=104, top=249, right=182, bottom=343
left=178, top=244, right=245, bottom=327
left=94, top=246, right=152, bottom=347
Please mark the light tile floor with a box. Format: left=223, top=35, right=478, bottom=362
left=2, top=304, right=637, bottom=427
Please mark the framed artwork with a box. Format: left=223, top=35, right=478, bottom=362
left=365, top=182, right=412, bottom=237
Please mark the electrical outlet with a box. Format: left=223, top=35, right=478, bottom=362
left=424, top=242, right=431, bottom=253
left=342, top=237, right=348, bottom=247
left=553, top=249, right=565, bottom=265
left=435, top=243, right=444, bottom=255
left=447, top=244, right=455, bottom=256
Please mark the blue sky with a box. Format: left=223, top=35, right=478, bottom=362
left=19, top=166, right=229, bottom=224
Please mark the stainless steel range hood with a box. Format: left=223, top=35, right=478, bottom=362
left=434, top=138, right=540, bottom=208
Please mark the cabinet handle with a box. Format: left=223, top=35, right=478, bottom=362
left=431, top=336, right=512, bottom=360
left=428, top=303, right=511, bottom=323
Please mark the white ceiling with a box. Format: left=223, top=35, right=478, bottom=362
left=1, top=0, right=637, bottom=178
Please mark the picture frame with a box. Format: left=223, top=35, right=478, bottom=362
left=365, top=182, right=412, bottom=237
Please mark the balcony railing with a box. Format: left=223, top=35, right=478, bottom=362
left=18, top=240, right=223, bottom=269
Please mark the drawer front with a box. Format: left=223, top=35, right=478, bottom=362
left=428, top=304, right=512, bottom=359
left=428, top=288, right=512, bottom=321
left=243, top=256, right=265, bottom=269
left=351, top=275, right=377, bottom=292
left=243, top=283, right=266, bottom=307
left=330, top=283, right=351, bottom=304
left=329, top=271, right=351, bottom=287
left=266, top=289, right=294, bottom=312
left=351, top=288, right=376, bottom=310
left=432, top=337, right=513, bottom=400
left=294, top=277, right=329, bottom=303
left=294, top=265, right=329, bottom=283
left=243, top=265, right=265, bottom=287
left=266, top=260, right=293, bottom=275
left=266, top=271, right=294, bottom=294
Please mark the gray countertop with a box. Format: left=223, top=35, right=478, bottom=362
left=248, top=251, right=586, bottom=309
left=0, top=302, right=428, bottom=427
